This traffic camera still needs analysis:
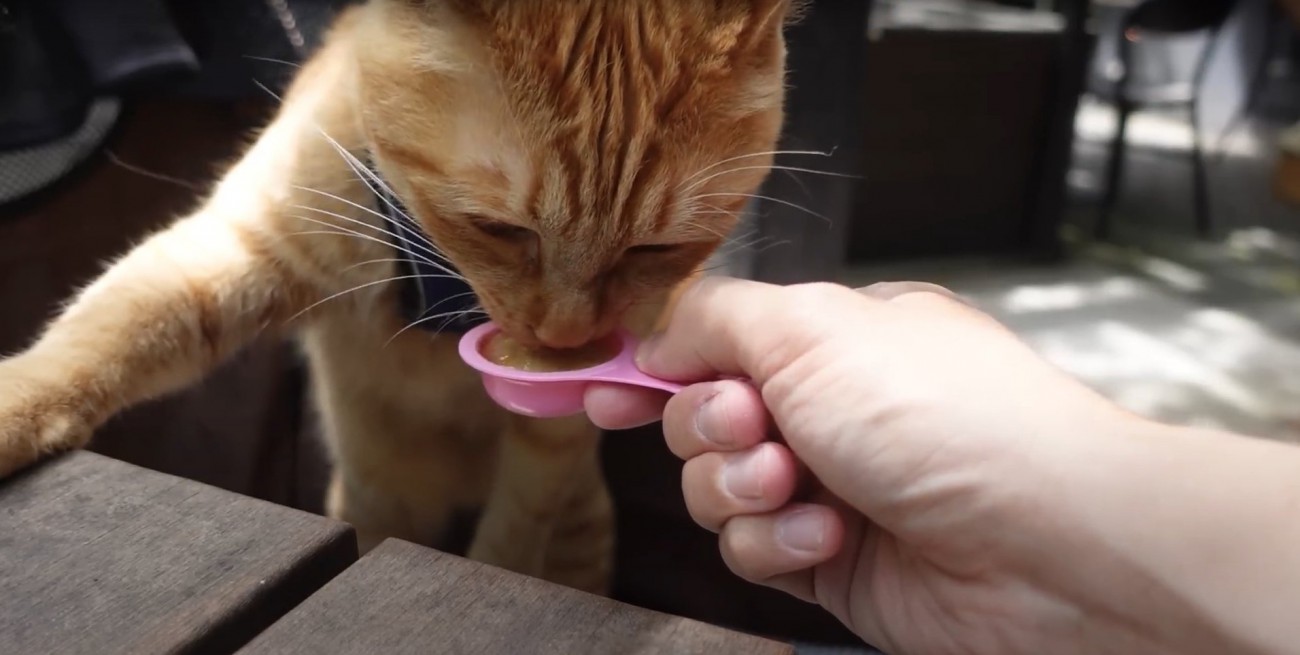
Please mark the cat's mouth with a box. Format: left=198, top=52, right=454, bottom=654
left=489, top=316, right=620, bottom=353
left=476, top=290, right=631, bottom=351
left=480, top=330, right=622, bottom=373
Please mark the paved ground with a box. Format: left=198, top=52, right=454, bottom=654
left=844, top=232, right=1300, bottom=443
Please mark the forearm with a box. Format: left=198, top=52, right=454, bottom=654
left=1047, top=419, right=1300, bottom=654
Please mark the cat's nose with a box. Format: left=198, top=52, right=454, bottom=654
left=532, top=321, right=596, bottom=350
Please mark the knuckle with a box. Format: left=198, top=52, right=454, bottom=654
left=790, top=281, right=855, bottom=305
left=673, top=275, right=731, bottom=321
left=786, top=283, right=859, bottom=323
left=855, top=280, right=906, bottom=297
left=893, top=288, right=962, bottom=307
left=857, top=280, right=962, bottom=304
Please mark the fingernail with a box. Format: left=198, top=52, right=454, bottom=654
left=694, top=390, right=733, bottom=447
left=722, top=447, right=766, bottom=500
left=777, top=509, right=825, bottom=552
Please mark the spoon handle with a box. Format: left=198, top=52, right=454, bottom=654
left=600, top=370, right=759, bottom=397
left=607, top=368, right=685, bottom=394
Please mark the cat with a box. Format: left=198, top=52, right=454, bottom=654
left=0, top=0, right=796, bottom=595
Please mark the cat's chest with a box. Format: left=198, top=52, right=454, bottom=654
left=303, top=312, right=506, bottom=437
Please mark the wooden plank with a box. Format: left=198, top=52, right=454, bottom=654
left=239, top=539, right=798, bottom=655
left=0, top=450, right=357, bottom=654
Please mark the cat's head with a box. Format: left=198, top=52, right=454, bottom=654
left=352, top=0, right=797, bottom=348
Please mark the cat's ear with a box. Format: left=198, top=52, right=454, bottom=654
left=739, top=0, right=805, bottom=63
left=746, top=0, right=808, bottom=33
left=767, top=0, right=811, bottom=27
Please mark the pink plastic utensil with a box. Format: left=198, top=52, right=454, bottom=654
left=458, top=322, right=684, bottom=418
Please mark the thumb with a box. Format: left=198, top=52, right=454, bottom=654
left=637, top=277, right=868, bottom=385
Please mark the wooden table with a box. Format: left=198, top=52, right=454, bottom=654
left=0, top=451, right=357, bottom=654
left=1, top=452, right=799, bottom=654
left=240, top=539, right=796, bottom=655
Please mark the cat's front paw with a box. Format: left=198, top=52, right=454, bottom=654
left=0, top=359, right=95, bottom=478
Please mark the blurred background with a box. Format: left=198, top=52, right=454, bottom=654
left=3, top=0, right=1299, bottom=652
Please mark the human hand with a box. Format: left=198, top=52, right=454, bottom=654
left=586, top=277, right=1144, bottom=654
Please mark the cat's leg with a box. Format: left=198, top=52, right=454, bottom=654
left=0, top=26, right=381, bottom=478
left=311, top=354, right=498, bottom=556
left=0, top=211, right=321, bottom=477
left=325, top=468, right=454, bottom=554
left=467, top=414, right=611, bottom=592
left=540, top=460, right=616, bottom=595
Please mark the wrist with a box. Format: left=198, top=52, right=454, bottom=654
left=1029, top=416, right=1300, bottom=654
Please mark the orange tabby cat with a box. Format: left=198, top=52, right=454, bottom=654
left=0, top=0, right=794, bottom=594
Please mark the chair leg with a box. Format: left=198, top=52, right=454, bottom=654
left=1188, top=27, right=1222, bottom=240
left=1190, top=99, right=1212, bottom=239
left=1212, top=4, right=1279, bottom=158
left=1096, top=100, right=1132, bottom=241
left=1097, top=19, right=1135, bottom=243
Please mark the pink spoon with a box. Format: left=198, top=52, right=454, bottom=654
left=458, top=322, right=683, bottom=418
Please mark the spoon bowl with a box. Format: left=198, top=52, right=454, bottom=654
left=458, top=323, right=683, bottom=418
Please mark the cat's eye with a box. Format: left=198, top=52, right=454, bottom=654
left=470, top=217, right=535, bottom=242
left=626, top=243, right=682, bottom=255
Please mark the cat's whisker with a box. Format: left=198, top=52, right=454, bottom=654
left=779, top=168, right=814, bottom=201
left=252, top=78, right=286, bottom=102
left=432, top=307, right=488, bottom=337
left=407, top=290, right=480, bottom=325
left=687, top=192, right=831, bottom=226
left=289, top=201, right=450, bottom=270
left=704, top=227, right=771, bottom=260
left=242, top=54, right=304, bottom=69
left=752, top=239, right=790, bottom=255
left=282, top=215, right=441, bottom=270
left=290, top=185, right=441, bottom=253
left=313, top=129, right=419, bottom=232
left=286, top=195, right=459, bottom=281
left=289, top=198, right=432, bottom=253
left=676, top=217, right=731, bottom=240
left=709, top=227, right=756, bottom=249
left=677, top=149, right=832, bottom=190
left=385, top=291, right=484, bottom=345
left=277, top=227, right=452, bottom=307
left=280, top=223, right=427, bottom=266
left=275, top=107, right=425, bottom=239
left=288, top=273, right=466, bottom=325
left=680, top=164, right=859, bottom=195
left=247, top=84, right=423, bottom=232
left=676, top=201, right=746, bottom=241
left=718, top=234, right=788, bottom=258
left=692, top=262, right=728, bottom=275
left=275, top=228, right=419, bottom=259
left=341, top=257, right=418, bottom=273
left=254, top=81, right=458, bottom=283
left=684, top=209, right=741, bottom=219
left=407, top=307, right=488, bottom=343
left=106, top=151, right=205, bottom=191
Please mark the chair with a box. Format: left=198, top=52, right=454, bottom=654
left=1092, top=0, right=1237, bottom=240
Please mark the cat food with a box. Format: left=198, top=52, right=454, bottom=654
left=482, top=332, right=620, bottom=372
